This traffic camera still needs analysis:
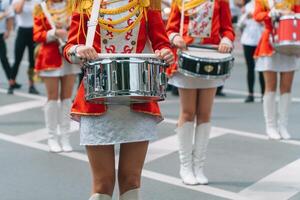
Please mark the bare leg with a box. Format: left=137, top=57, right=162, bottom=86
left=178, top=88, right=197, bottom=126
left=86, top=145, right=116, bottom=196
left=60, top=74, right=76, bottom=100
left=118, top=141, right=149, bottom=195
left=43, top=77, right=60, bottom=101
left=196, top=88, right=217, bottom=125
left=279, top=71, right=294, bottom=94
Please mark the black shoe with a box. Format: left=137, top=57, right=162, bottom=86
left=171, top=86, right=179, bottom=96
left=244, top=95, right=254, bottom=103
left=166, top=84, right=173, bottom=91
left=7, top=86, right=14, bottom=95
left=29, top=86, right=40, bottom=94
left=12, top=82, right=22, bottom=89
left=216, top=91, right=226, bottom=97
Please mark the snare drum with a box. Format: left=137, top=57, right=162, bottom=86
left=272, top=14, right=300, bottom=56
left=178, top=47, right=234, bottom=79
left=83, top=54, right=167, bottom=104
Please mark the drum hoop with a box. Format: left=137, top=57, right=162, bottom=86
left=180, top=52, right=234, bottom=63
left=273, top=41, right=300, bottom=46
left=85, top=57, right=166, bottom=66
left=178, top=68, right=231, bottom=80
left=279, top=15, right=300, bottom=20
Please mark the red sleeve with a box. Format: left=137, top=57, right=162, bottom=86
left=293, top=2, right=300, bottom=12
left=165, top=2, right=181, bottom=36
left=63, top=12, right=89, bottom=62
left=253, top=0, right=270, bottom=22
left=219, top=0, right=235, bottom=41
left=33, top=5, right=49, bottom=43
left=147, top=9, right=172, bottom=50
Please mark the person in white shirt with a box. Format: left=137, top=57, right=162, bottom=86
left=238, top=0, right=265, bottom=102
left=8, top=0, right=40, bottom=94
left=0, top=0, right=14, bottom=93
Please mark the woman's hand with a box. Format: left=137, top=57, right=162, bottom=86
left=75, top=45, right=98, bottom=61
left=172, top=35, right=187, bottom=50
left=218, top=43, right=232, bottom=53
left=155, top=48, right=174, bottom=65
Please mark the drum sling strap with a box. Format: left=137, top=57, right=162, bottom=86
left=86, top=0, right=101, bottom=47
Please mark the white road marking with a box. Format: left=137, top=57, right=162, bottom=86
left=0, top=132, right=252, bottom=200
left=164, top=118, right=300, bottom=146
left=0, top=88, right=46, bottom=101
left=17, top=121, right=79, bottom=142
left=0, top=100, right=44, bottom=116
left=239, top=159, right=300, bottom=200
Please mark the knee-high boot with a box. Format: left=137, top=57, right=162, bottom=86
left=263, top=92, right=281, bottom=140
left=278, top=93, right=292, bottom=139
left=89, top=193, right=112, bottom=200
left=59, top=98, right=73, bottom=152
left=119, top=189, right=140, bottom=200
left=45, top=100, right=61, bottom=152
left=176, top=122, right=198, bottom=185
left=193, top=123, right=210, bottom=185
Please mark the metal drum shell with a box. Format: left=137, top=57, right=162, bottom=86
left=178, top=49, right=234, bottom=80
left=83, top=57, right=167, bottom=104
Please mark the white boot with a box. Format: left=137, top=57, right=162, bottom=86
left=45, top=100, right=62, bottom=153
left=278, top=93, right=292, bottom=140
left=119, top=189, right=140, bottom=200
left=176, top=122, right=198, bottom=185
left=193, top=123, right=210, bottom=185
left=89, top=193, right=112, bottom=200
left=59, top=99, right=73, bottom=152
left=263, top=92, right=281, bottom=140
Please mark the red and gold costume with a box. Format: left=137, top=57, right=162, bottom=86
left=33, top=0, right=72, bottom=72
left=253, top=0, right=300, bottom=57
left=165, top=0, right=235, bottom=75
left=63, top=0, right=171, bottom=120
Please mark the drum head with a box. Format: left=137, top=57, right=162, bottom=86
left=183, top=47, right=233, bottom=61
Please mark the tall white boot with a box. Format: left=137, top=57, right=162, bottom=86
left=176, top=122, right=198, bottom=185
left=119, top=189, right=140, bottom=200
left=59, top=98, right=73, bottom=152
left=193, top=123, right=210, bottom=185
left=263, top=92, right=281, bottom=140
left=89, top=193, right=112, bottom=200
left=278, top=93, right=292, bottom=139
left=45, top=100, right=62, bottom=152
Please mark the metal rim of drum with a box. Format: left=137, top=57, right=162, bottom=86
left=180, top=51, right=234, bottom=63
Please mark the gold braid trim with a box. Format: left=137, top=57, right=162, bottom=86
left=98, top=6, right=140, bottom=25
left=149, top=0, right=161, bottom=10
left=99, top=0, right=139, bottom=14
left=33, top=4, right=43, bottom=16
left=176, top=0, right=208, bottom=11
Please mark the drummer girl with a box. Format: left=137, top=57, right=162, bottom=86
left=254, top=0, right=300, bottom=140
left=63, top=0, right=174, bottom=199
left=33, top=0, right=81, bottom=152
left=166, top=0, right=235, bottom=185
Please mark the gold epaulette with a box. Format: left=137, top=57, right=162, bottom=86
left=33, top=4, right=43, bottom=16
left=149, top=0, right=162, bottom=10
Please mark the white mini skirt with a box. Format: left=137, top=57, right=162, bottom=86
left=168, top=72, right=225, bottom=89
left=39, top=59, right=81, bottom=77
left=256, top=53, right=299, bottom=72
left=79, top=105, right=158, bottom=145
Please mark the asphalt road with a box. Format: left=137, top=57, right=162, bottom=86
left=0, top=32, right=300, bottom=200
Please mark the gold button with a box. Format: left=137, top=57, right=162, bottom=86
left=131, top=41, right=136, bottom=45
left=103, top=39, right=108, bottom=44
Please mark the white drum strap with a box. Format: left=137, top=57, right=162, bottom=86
left=40, top=2, right=64, bottom=46
left=268, top=0, right=274, bottom=9
left=180, top=0, right=185, bottom=36
left=86, top=0, right=101, bottom=47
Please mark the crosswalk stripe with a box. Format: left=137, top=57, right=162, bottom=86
left=239, top=159, right=300, bottom=200
left=0, top=100, right=44, bottom=116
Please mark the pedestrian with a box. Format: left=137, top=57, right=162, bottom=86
left=166, top=0, right=235, bottom=185
left=33, top=0, right=81, bottom=152
left=63, top=0, right=174, bottom=199
left=0, top=0, right=14, bottom=93
left=238, top=0, right=265, bottom=102
left=8, top=0, right=40, bottom=94
left=254, top=0, right=300, bottom=140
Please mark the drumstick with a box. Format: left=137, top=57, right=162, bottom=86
left=96, top=53, right=159, bottom=59
left=188, top=44, right=219, bottom=50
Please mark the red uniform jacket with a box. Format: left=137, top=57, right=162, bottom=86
left=253, top=0, right=300, bottom=58
left=63, top=1, right=172, bottom=120
left=165, top=0, right=235, bottom=75
left=33, top=5, right=63, bottom=72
